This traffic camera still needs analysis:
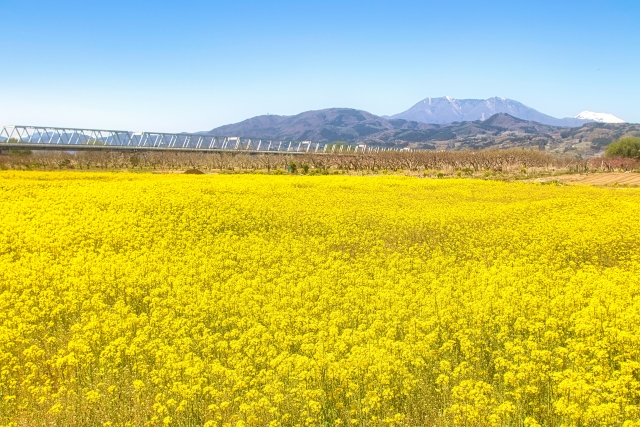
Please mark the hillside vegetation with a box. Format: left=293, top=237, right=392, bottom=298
left=1, top=173, right=640, bottom=426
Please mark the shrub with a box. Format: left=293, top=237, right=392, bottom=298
left=8, top=149, right=32, bottom=156
left=606, top=137, right=640, bottom=159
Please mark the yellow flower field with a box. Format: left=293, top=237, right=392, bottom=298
left=1, top=171, right=639, bottom=427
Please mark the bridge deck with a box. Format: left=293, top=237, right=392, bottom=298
left=1, top=125, right=398, bottom=154
left=0, top=143, right=313, bottom=154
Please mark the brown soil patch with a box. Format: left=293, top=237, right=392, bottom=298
left=531, top=172, right=640, bottom=186
left=184, top=169, right=205, bottom=175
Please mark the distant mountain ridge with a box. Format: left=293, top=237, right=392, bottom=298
left=389, top=96, right=594, bottom=127
left=205, top=107, right=640, bottom=156
left=209, top=108, right=406, bottom=142
left=206, top=107, right=576, bottom=144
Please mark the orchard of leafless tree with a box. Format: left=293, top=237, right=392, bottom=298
left=1, top=149, right=638, bottom=174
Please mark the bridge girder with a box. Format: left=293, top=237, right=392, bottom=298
left=0, top=125, right=398, bottom=154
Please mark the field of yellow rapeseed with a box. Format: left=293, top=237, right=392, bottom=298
left=1, top=171, right=640, bottom=427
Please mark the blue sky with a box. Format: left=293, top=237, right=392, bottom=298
left=1, top=0, right=638, bottom=131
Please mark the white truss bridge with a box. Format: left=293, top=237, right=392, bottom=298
left=0, top=125, right=400, bottom=154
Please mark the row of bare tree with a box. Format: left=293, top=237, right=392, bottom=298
left=0, top=149, right=636, bottom=173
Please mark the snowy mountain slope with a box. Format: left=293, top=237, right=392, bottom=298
left=575, top=111, right=626, bottom=124
left=390, top=96, right=591, bottom=127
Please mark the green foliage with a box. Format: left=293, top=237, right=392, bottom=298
left=8, top=149, right=32, bottom=156
left=605, top=137, right=640, bottom=159
left=288, top=162, right=298, bottom=174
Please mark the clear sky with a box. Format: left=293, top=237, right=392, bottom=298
left=1, top=0, right=638, bottom=132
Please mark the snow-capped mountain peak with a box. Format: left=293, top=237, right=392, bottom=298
left=574, top=111, right=626, bottom=124
left=389, top=96, right=631, bottom=127
left=390, top=96, right=590, bottom=126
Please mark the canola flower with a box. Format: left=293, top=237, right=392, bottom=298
left=0, top=171, right=639, bottom=427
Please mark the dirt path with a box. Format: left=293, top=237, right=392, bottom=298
left=531, top=172, right=640, bottom=186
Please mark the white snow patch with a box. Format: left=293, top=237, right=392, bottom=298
left=445, top=96, right=462, bottom=110
left=575, top=111, right=626, bottom=124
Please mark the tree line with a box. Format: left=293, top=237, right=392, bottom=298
left=1, top=147, right=638, bottom=174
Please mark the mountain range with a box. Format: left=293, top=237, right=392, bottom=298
left=209, top=97, right=627, bottom=139
left=388, top=96, right=605, bottom=127
left=206, top=105, right=638, bottom=156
